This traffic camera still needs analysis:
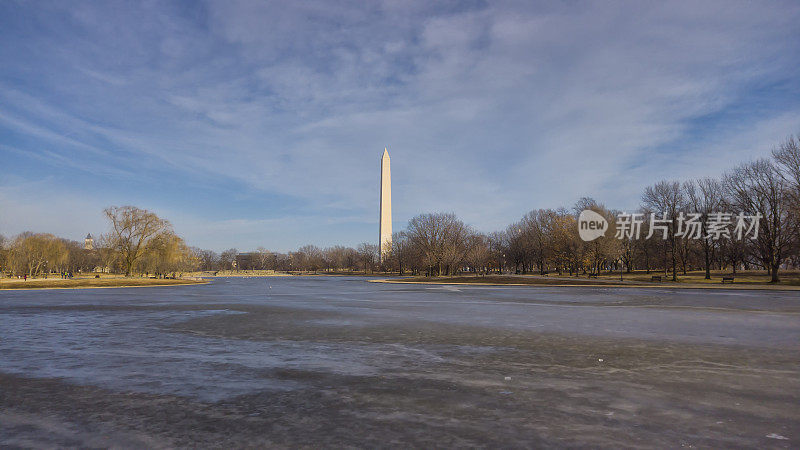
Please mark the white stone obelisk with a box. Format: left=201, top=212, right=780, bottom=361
left=379, top=148, right=392, bottom=262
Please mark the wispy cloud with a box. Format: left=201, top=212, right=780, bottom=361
left=0, top=0, right=799, bottom=250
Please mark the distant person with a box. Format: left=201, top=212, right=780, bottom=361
left=23, top=274, right=27, bottom=281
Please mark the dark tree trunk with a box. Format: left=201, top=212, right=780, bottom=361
left=671, top=239, right=677, bottom=282
left=771, top=262, right=780, bottom=283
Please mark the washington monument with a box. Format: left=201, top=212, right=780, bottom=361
left=379, top=148, right=392, bottom=261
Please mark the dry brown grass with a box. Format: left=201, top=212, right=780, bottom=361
left=590, top=269, right=800, bottom=286
left=0, top=277, right=206, bottom=290
left=389, top=275, right=639, bottom=286
left=385, top=269, right=800, bottom=289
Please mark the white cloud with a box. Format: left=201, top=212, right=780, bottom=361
left=1, top=0, right=799, bottom=249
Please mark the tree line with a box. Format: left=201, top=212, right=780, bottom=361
left=0, top=206, right=197, bottom=278
left=278, top=134, right=799, bottom=282
left=2, top=134, right=799, bottom=281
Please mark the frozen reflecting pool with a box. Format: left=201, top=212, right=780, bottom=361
left=1, top=277, right=798, bottom=401
left=1, top=277, right=799, bottom=447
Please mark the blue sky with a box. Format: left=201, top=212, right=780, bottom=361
left=1, top=0, right=799, bottom=252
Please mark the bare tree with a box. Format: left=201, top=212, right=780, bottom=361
left=64, top=239, right=99, bottom=274
left=357, top=243, right=378, bottom=274
left=572, top=199, right=620, bottom=275
left=773, top=134, right=800, bottom=245
left=390, top=231, right=410, bottom=275
left=487, top=231, right=507, bottom=274
left=0, top=234, right=7, bottom=274
left=8, top=232, right=68, bottom=277
left=725, top=159, right=797, bottom=282
left=520, top=210, right=554, bottom=275
left=192, top=248, right=219, bottom=271
left=254, top=247, right=276, bottom=270
left=103, top=206, right=172, bottom=276
left=503, top=223, right=526, bottom=274
left=297, top=245, right=323, bottom=273
left=219, top=248, right=238, bottom=271
left=772, top=134, right=800, bottom=202
left=685, top=178, right=724, bottom=279
left=138, top=232, right=196, bottom=277
left=463, top=233, right=491, bottom=274
left=642, top=181, right=684, bottom=281
left=406, top=213, right=472, bottom=276
left=634, top=214, right=655, bottom=274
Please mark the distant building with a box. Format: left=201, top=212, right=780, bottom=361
left=84, top=233, right=94, bottom=250
left=235, top=252, right=257, bottom=270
